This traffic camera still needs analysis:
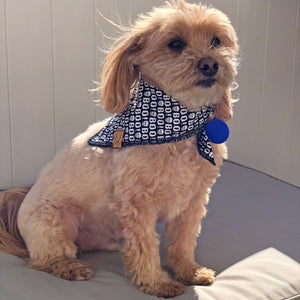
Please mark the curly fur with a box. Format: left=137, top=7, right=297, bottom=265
left=0, top=0, right=238, bottom=297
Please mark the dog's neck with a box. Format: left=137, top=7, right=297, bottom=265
left=139, top=75, right=223, bottom=111
left=139, top=75, right=163, bottom=92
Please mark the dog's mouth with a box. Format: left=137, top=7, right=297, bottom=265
left=197, top=78, right=216, bottom=88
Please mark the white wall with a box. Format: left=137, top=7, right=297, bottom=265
left=0, top=0, right=299, bottom=189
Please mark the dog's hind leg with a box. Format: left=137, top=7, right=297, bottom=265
left=18, top=196, right=94, bottom=281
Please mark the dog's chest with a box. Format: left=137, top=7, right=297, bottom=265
left=110, top=134, right=223, bottom=223
left=112, top=136, right=218, bottom=222
left=153, top=139, right=209, bottom=221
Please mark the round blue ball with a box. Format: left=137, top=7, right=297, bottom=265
left=205, top=118, right=229, bottom=144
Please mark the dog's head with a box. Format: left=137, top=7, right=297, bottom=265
left=100, top=0, right=239, bottom=121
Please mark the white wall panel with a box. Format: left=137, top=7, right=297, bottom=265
left=260, top=0, right=298, bottom=182
left=288, top=0, right=300, bottom=187
left=52, top=0, right=96, bottom=150
left=5, top=0, right=55, bottom=186
left=132, top=0, right=163, bottom=16
left=0, top=0, right=13, bottom=189
left=0, top=0, right=299, bottom=188
left=229, top=0, right=268, bottom=170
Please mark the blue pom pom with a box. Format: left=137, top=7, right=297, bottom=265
left=205, top=118, right=229, bottom=144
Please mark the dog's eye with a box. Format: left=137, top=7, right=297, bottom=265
left=210, top=36, right=221, bottom=48
left=168, top=39, right=186, bottom=52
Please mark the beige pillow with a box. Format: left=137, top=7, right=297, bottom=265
left=191, top=248, right=300, bottom=300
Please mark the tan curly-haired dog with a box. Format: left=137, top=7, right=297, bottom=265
left=0, top=0, right=238, bottom=297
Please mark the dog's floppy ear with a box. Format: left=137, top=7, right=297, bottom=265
left=214, top=87, right=233, bottom=122
left=100, top=34, right=141, bottom=114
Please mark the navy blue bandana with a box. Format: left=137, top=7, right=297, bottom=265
left=88, top=80, right=216, bottom=165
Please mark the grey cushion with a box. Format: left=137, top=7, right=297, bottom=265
left=1, top=162, right=299, bottom=299
left=1, top=247, right=299, bottom=300
left=195, top=161, right=300, bottom=274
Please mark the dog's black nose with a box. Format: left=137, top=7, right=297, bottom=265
left=198, top=57, right=219, bottom=77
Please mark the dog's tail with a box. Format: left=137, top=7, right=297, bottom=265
left=0, top=186, right=31, bottom=258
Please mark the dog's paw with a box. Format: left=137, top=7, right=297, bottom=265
left=140, top=279, right=184, bottom=298
left=49, top=258, right=94, bottom=281
left=174, top=265, right=215, bottom=286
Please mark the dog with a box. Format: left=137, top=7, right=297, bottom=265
left=0, top=0, right=238, bottom=297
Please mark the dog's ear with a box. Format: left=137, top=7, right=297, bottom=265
left=214, top=87, right=233, bottom=122
left=100, top=34, right=141, bottom=114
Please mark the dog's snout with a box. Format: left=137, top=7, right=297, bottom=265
left=198, top=57, right=219, bottom=77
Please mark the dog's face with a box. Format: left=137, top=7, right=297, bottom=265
left=100, top=0, right=238, bottom=117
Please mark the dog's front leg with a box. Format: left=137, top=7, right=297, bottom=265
left=115, top=199, right=184, bottom=297
left=164, top=194, right=215, bottom=286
